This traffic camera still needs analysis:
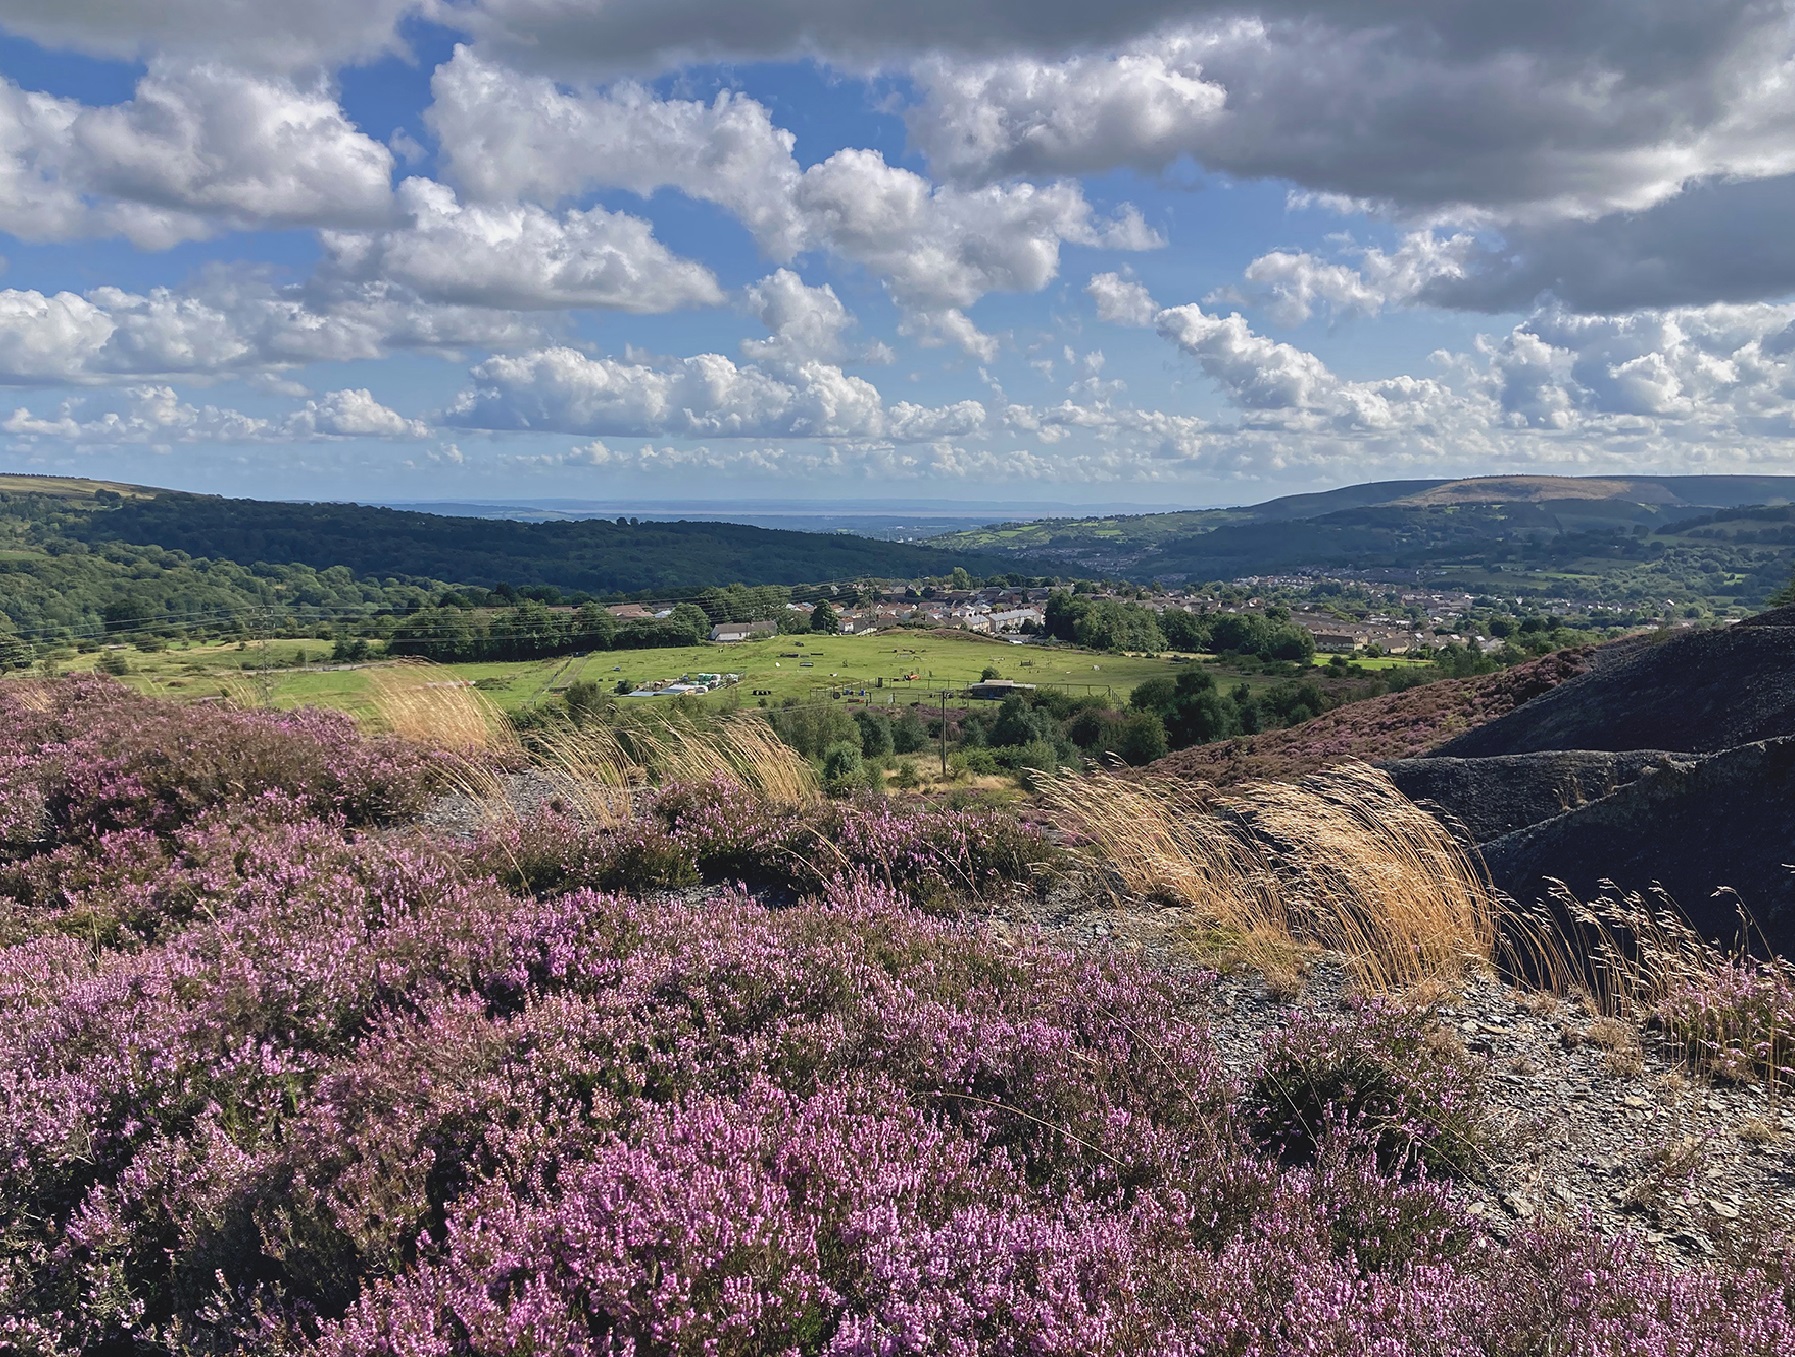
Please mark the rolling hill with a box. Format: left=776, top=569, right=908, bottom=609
left=2, top=478, right=1023, bottom=597
left=926, top=473, right=1795, bottom=606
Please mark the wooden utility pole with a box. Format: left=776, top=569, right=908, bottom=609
left=939, top=688, right=948, bottom=777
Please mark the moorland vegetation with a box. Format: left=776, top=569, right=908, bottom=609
left=2, top=674, right=1793, bottom=1353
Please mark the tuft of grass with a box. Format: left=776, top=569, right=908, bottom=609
left=1504, top=880, right=1795, bottom=1093
left=1045, top=761, right=1498, bottom=994
left=649, top=713, right=820, bottom=809
left=364, top=660, right=512, bottom=754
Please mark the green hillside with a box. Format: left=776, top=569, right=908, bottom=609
left=927, top=474, right=1795, bottom=608
left=0, top=476, right=1031, bottom=653
left=56, top=488, right=1023, bottom=595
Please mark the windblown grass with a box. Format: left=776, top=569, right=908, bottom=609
left=1045, top=760, right=1498, bottom=993
left=635, top=713, right=820, bottom=809
left=531, top=721, right=641, bottom=828
left=1051, top=758, right=1794, bottom=1091
left=1504, top=881, right=1795, bottom=1092
left=363, top=660, right=512, bottom=755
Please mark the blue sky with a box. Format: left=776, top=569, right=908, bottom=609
left=4, top=2, right=1795, bottom=507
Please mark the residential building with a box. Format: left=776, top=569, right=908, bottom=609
left=710, top=620, right=777, bottom=643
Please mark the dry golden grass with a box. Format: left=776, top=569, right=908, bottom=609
left=636, top=713, right=819, bottom=808
left=1044, top=761, right=1498, bottom=994
left=531, top=721, right=641, bottom=828
left=505, top=710, right=819, bottom=832
left=363, top=661, right=513, bottom=755
left=1737, top=1116, right=1781, bottom=1146
left=3, top=679, right=55, bottom=714
left=208, top=674, right=272, bottom=711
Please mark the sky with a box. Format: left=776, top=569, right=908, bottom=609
left=4, top=2, right=1795, bottom=508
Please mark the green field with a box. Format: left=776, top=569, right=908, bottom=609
left=41, top=631, right=1199, bottom=718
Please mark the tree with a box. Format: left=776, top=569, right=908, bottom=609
left=0, top=627, right=30, bottom=671
left=810, top=599, right=839, bottom=633
left=564, top=679, right=609, bottom=718
left=389, top=607, right=478, bottom=662
left=822, top=740, right=866, bottom=793
left=1073, top=601, right=1165, bottom=654
left=1158, top=608, right=1211, bottom=652
left=770, top=703, right=858, bottom=760
left=1044, top=590, right=1090, bottom=642
left=1115, top=712, right=1168, bottom=765
left=891, top=708, right=928, bottom=755
left=1131, top=670, right=1239, bottom=750
left=573, top=602, right=617, bottom=650
left=989, top=695, right=1058, bottom=749
left=665, top=602, right=713, bottom=646
left=854, top=709, right=894, bottom=759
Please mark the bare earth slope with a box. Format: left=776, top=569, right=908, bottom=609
left=1475, top=739, right=1795, bottom=949
left=1436, top=619, right=1795, bottom=758
left=1383, top=750, right=1697, bottom=844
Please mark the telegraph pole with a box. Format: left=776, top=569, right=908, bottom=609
left=939, top=688, right=948, bottom=778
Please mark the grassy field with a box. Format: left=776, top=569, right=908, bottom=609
left=40, top=630, right=1200, bottom=718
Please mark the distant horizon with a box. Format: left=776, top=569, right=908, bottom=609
left=17, top=467, right=1795, bottom=533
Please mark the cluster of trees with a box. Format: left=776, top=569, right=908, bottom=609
left=949, top=662, right=1426, bottom=775
left=751, top=669, right=1352, bottom=788
left=1042, top=592, right=1317, bottom=661
left=0, top=503, right=443, bottom=653
left=762, top=702, right=935, bottom=793
left=387, top=601, right=719, bottom=662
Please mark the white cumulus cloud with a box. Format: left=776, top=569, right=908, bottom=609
left=0, top=64, right=396, bottom=246
left=322, top=178, right=722, bottom=313
left=447, top=345, right=987, bottom=443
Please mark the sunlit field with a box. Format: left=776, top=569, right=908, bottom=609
left=40, top=630, right=1204, bottom=716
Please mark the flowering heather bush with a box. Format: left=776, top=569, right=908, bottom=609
left=1654, top=956, right=1795, bottom=1088
left=467, top=808, right=701, bottom=897
left=0, top=676, right=444, bottom=853
left=1246, top=1000, right=1490, bottom=1178
left=1, top=683, right=1792, bottom=1354
left=651, top=778, right=1056, bottom=905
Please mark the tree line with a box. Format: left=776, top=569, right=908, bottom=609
left=1042, top=591, right=1317, bottom=661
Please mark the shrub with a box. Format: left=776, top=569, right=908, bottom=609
left=822, top=739, right=866, bottom=794
left=854, top=708, right=894, bottom=759
left=467, top=810, right=700, bottom=896
left=1246, top=1000, right=1490, bottom=1178
left=0, top=676, right=445, bottom=848
left=1654, top=956, right=1795, bottom=1088
left=5, top=677, right=1794, bottom=1355
left=892, top=708, right=929, bottom=754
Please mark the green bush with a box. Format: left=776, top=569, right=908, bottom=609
left=854, top=709, right=894, bottom=759
left=822, top=740, right=866, bottom=794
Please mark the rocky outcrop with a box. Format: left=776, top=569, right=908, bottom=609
left=1384, top=750, right=1695, bottom=844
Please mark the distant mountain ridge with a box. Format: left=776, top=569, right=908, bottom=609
left=926, top=474, right=1795, bottom=604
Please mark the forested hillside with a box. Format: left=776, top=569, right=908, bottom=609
left=64, top=491, right=1016, bottom=594
left=0, top=479, right=1018, bottom=655
left=0, top=487, right=443, bottom=657
left=928, top=474, right=1795, bottom=609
